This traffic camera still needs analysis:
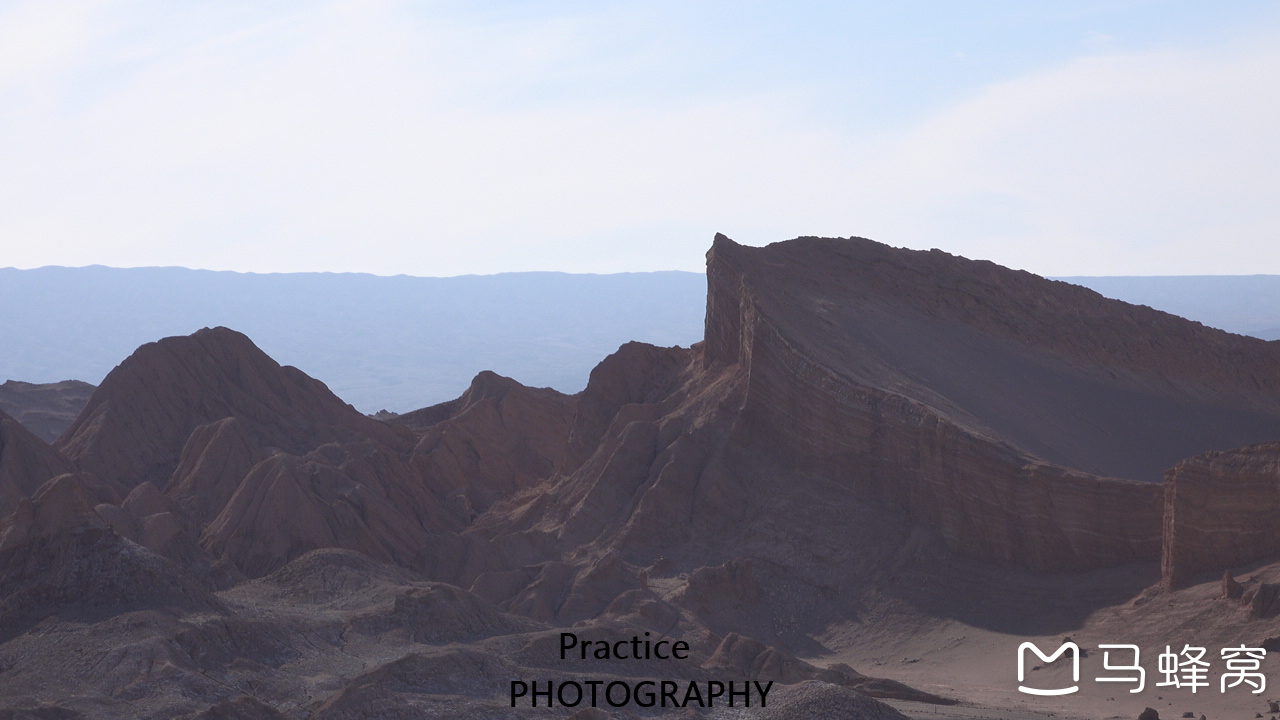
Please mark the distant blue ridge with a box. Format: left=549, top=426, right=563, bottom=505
left=0, top=267, right=707, bottom=413
left=1054, top=275, right=1280, bottom=342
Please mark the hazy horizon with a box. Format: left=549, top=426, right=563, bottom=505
left=6, top=262, right=1280, bottom=282
left=4, top=264, right=1280, bottom=415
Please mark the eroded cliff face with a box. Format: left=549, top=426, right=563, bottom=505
left=695, top=235, right=1280, bottom=572
left=37, top=237, right=1280, bottom=601
left=6, top=235, right=1280, bottom=717
left=38, top=328, right=578, bottom=583
left=464, top=232, right=1280, bottom=603
left=733, top=313, right=1163, bottom=572
left=704, top=235, right=1280, bottom=482
left=1163, top=442, right=1280, bottom=589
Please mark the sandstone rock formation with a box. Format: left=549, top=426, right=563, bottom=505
left=1224, top=569, right=1244, bottom=599
left=692, top=235, right=1280, bottom=571
left=6, top=234, right=1280, bottom=716
left=37, top=327, right=586, bottom=586
left=1163, top=442, right=1280, bottom=588
left=398, top=369, right=576, bottom=518
left=55, top=327, right=412, bottom=491
left=455, top=230, right=1280, bottom=633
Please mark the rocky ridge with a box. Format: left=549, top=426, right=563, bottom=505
left=3, top=235, right=1280, bottom=716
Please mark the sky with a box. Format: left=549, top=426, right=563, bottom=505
left=1, top=0, right=1278, bottom=276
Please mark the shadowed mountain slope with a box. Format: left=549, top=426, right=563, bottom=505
left=55, top=327, right=412, bottom=492
left=0, top=409, right=76, bottom=515
left=706, top=236, right=1280, bottom=483
left=41, top=327, right=580, bottom=584
left=0, top=474, right=220, bottom=641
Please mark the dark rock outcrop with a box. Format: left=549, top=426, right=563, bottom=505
left=0, top=409, right=77, bottom=515
left=56, top=327, right=412, bottom=491
left=1223, top=569, right=1243, bottom=599
left=1252, top=583, right=1280, bottom=618
left=0, top=475, right=219, bottom=638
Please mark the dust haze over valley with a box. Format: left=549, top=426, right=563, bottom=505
left=7, top=235, right=1280, bottom=719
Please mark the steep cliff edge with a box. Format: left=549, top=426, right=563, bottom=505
left=1163, top=442, right=1280, bottom=588
left=704, top=234, right=1280, bottom=482
left=462, top=233, right=1280, bottom=609
left=703, top=235, right=1280, bottom=574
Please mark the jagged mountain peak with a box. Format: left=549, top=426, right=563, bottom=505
left=56, top=326, right=411, bottom=491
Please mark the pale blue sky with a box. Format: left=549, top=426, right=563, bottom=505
left=1, top=1, right=1278, bottom=275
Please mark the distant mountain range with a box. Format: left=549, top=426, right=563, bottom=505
left=0, top=267, right=706, bottom=412
left=2, top=265, right=1277, bottom=414
left=1056, top=274, right=1280, bottom=341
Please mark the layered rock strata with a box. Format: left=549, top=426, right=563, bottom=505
left=463, top=234, right=1280, bottom=589
left=1163, top=442, right=1280, bottom=588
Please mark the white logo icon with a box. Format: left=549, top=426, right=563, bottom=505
left=1018, top=641, right=1080, bottom=696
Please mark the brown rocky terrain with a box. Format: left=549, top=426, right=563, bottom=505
left=55, top=327, right=413, bottom=492
left=3, top=234, right=1280, bottom=718
left=0, top=408, right=76, bottom=515
left=1163, top=442, right=1280, bottom=589
left=0, top=379, right=95, bottom=444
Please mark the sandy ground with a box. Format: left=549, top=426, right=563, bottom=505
left=809, top=557, right=1280, bottom=720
